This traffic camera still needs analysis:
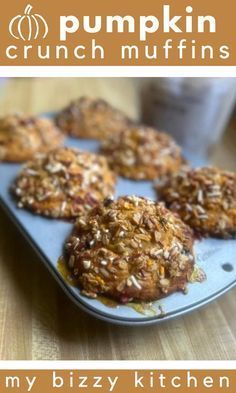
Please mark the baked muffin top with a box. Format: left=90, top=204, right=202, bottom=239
left=0, top=113, right=64, bottom=162
left=156, top=166, right=236, bottom=238
left=100, top=126, right=186, bottom=180
left=12, top=147, right=116, bottom=219
left=56, top=96, right=132, bottom=139
left=65, top=195, right=195, bottom=303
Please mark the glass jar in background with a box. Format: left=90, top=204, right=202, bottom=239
left=141, top=78, right=236, bottom=158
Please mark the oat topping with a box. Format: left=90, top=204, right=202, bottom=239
left=56, top=96, right=132, bottom=140
left=12, top=147, right=116, bottom=219
left=100, top=126, right=186, bottom=180
left=65, top=195, right=195, bottom=303
left=0, top=113, right=64, bottom=162
left=156, top=167, right=236, bottom=238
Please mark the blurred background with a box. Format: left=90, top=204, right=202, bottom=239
left=0, top=77, right=236, bottom=170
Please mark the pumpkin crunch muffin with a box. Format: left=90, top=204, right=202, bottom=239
left=55, top=96, right=132, bottom=139
left=156, top=167, right=236, bottom=238
left=0, top=113, right=64, bottom=162
left=12, top=147, right=116, bottom=219
left=100, top=126, right=185, bottom=180
left=64, top=195, right=195, bottom=303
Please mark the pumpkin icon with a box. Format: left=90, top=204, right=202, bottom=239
left=9, top=4, right=48, bottom=41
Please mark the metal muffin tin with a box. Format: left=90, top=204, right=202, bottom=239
left=0, top=136, right=235, bottom=326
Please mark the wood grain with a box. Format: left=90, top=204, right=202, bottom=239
left=0, top=78, right=235, bottom=360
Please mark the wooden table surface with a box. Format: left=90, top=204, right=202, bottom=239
left=0, top=78, right=235, bottom=360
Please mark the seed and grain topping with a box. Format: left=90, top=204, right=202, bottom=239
left=100, top=126, right=186, bottom=180
left=65, top=195, right=195, bottom=303
left=0, top=113, right=64, bottom=162
left=56, top=96, right=132, bottom=140
left=156, top=166, right=236, bottom=238
left=12, top=147, right=116, bottom=218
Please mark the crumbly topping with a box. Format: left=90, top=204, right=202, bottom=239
left=65, top=195, right=195, bottom=302
left=156, top=167, right=236, bottom=238
left=100, top=126, right=186, bottom=180
left=12, top=147, right=116, bottom=218
left=56, top=96, right=132, bottom=139
left=0, top=113, right=64, bottom=162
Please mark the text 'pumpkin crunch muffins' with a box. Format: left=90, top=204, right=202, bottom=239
left=156, top=167, right=236, bottom=238
left=65, top=195, right=196, bottom=303
left=56, top=96, right=133, bottom=139
left=100, top=126, right=186, bottom=180
left=12, top=147, right=116, bottom=219
left=0, top=113, right=64, bottom=162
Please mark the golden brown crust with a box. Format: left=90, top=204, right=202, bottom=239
left=100, top=126, right=186, bottom=180
left=56, top=96, right=132, bottom=139
left=156, top=167, right=236, bottom=238
left=0, top=113, right=64, bottom=162
left=65, top=196, right=195, bottom=303
left=12, top=147, right=116, bottom=219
